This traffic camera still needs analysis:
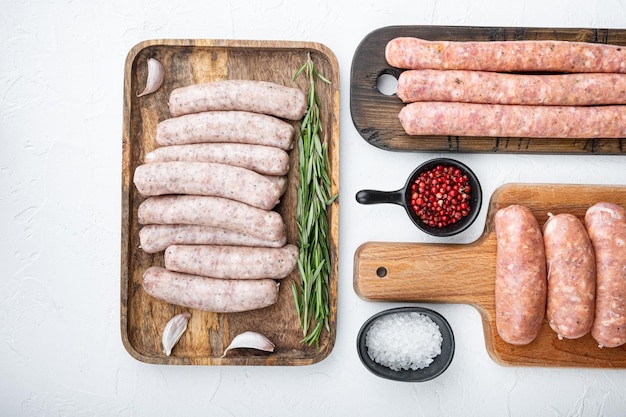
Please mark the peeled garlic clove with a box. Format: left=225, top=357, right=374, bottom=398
left=221, top=331, right=275, bottom=358
left=162, top=312, right=191, bottom=356
left=137, top=58, right=165, bottom=97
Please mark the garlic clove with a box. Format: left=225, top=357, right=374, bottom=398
left=221, top=331, right=275, bottom=358
left=162, top=312, right=191, bottom=356
left=137, top=58, right=165, bottom=97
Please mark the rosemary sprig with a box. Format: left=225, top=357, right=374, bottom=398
left=292, top=54, right=337, bottom=347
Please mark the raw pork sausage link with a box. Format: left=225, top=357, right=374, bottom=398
left=142, top=266, right=279, bottom=313
left=397, top=69, right=626, bottom=106
left=164, top=244, right=298, bottom=279
left=155, top=111, right=295, bottom=150
left=144, top=143, right=290, bottom=176
left=137, top=195, right=285, bottom=242
left=495, top=205, right=547, bottom=345
left=139, top=224, right=287, bottom=254
left=168, top=80, right=307, bottom=120
left=386, top=37, right=626, bottom=73
left=543, top=213, right=596, bottom=340
left=398, top=102, right=626, bottom=138
left=585, top=202, right=626, bottom=348
left=133, top=161, right=281, bottom=210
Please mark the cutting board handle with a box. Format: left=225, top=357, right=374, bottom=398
left=353, top=237, right=495, bottom=308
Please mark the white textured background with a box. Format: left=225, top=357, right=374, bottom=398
left=3, top=0, right=626, bottom=415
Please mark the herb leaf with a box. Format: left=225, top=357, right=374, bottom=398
left=292, top=53, right=336, bottom=347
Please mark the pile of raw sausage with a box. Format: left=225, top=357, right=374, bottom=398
left=134, top=79, right=308, bottom=313
left=385, top=37, right=626, bottom=138
left=495, top=202, right=626, bottom=348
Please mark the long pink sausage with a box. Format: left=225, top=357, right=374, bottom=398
left=386, top=37, right=626, bottom=73
left=155, top=111, right=295, bottom=150
left=133, top=161, right=282, bottom=210
left=144, top=143, right=291, bottom=176
left=137, top=195, right=285, bottom=241
left=168, top=80, right=307, bottom=120
left=397, top=69, right=626, bottom=106
left=142, top=266, right=279, bottom=313
left=164, top=244, right=298, bottom=280
left=139, top=224, right=287, bottom=254
left=399, top=102, right=626, bottom=138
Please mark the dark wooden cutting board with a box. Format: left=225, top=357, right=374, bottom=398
left=354, top=183, right=626, bottom=367
left=350, top=25, right=626, bottom=154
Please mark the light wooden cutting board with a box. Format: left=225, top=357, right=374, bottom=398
left=354, top=183, right=626, bottom=367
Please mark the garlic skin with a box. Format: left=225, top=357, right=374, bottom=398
left=221, top=331, right=275, bottom=358
left=137, top=58, right=165, bottom=97
left=162, top=312, right=191, bottom=356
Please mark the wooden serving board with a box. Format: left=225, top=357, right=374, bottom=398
left=121, top=39, right=340, bottom=366
left=354, top=183, right=626, bottom=368
left=350, top=25, right=626, bottom=154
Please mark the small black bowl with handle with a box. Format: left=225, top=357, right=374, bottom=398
left=356, top=306, right=455, bottom=382
left=355, top=158, right=482, bottom=237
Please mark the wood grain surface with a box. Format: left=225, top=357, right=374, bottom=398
left=354, top=183, right=626, bottom=367
left=121, top=39, right=340, bottom=366
left=350, top=25, right=626, bottom=154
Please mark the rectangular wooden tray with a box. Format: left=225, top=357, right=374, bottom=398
left=121, top=39, right=340, bottom=365
left=350, top=25, right=626, bottom=154
left=354, top=183, right=626, bottom=367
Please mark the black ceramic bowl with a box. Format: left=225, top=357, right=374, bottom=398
left=357, top=307, right=455, bottom=382
left=356, top=158, right=482, bottom=237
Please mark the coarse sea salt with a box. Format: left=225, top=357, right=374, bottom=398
left=365, top=312, right=443, bottom=371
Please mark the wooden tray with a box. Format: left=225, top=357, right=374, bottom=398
left=350, top=25, right=626, bottom=154
left=120, top=39, right=340, bottom=366
left=354, top=183, right=626, bottom=367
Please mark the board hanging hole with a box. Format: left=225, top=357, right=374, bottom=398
left=376, top=73, right=397, bottom=96
left=376, top=267, right=388, bottom=278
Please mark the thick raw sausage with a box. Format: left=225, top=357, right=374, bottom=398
left=164, top=244, right=298, bottom=279
left=137, top=195, right=285, bottom=241
left=142, top=266, right=279, bottom=313
left=155, top=111, right=295, bottom=150
left=396, top=69, right=626, bottom=106
left=139, top=224, right=287, bottom=254
left=398, top=102, right=626, bottom=138
left=495, top=205, right=547, bottom=345
left=543, top=213, right=596, bottom=340
left=265, top=175, right=288, bottom=197
left=386, top=37, right=626, bottom=73
left=168, top=79, right=307, bottom=120
left=133, top=161, right=281, bottom=210
left=144, top=143, right=290, bottom=176
left=585, top=202, right=626, bottom=348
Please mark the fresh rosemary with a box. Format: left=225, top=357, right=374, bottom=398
left=291, top=54, right=337, bottom=347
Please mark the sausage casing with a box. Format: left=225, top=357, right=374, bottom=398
left=543, top=213, right=596, bottom=340
left=585, top=202, right=626, bottom=348
left=155, top=111, right=295, bottom=150
left=398, top=102, right=626, bottom=138
left=495, top=205, right=547, bottom=345
left=139, top=224, right=287, bottom=254
left=142, top=266, right=279, bottom=313
left=164, top=244, right=298, bottom=280
left=385, top=37, right=626, bottom=73
left=168, top=80, right=307, bottom=120
left=397, top=69, right=626, bottom=106
left=133, top=161, right=282, bottom=210
left=137, top=195, right=285, bottom=242
left=144, top=143, right=290, bottom=176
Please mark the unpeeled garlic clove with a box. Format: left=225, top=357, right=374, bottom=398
left=137, top=58, right=165, bottom=97
left=162, top=312, right=191, bottom=356
left=221, top=331, right=275, bottom=358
